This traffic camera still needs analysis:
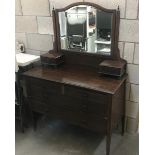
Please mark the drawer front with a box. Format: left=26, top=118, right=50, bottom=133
left=29, top=77, right=62, bottom=94
left=45, top=93, right=85, bottom=111
left=64, top=85, right=109, bottom=103
left=43, top=80, right=62, bottom=94
left=46, top=106, right=81, bottom=125
left=46, top=106, right=107, bottom=133
left=64, top=85, right=89, bottom=99
left=26, top=77, right=62, bottom=101
left=45, top=94, right=108, bottom=117
left=79, top=114, right=107, bottom=133
left=83, top=101, right=108, bottom=116
left=87, top=91, right=109, bottom=104
left=28, top=85, right=44, bottom=101
left=29, top=77, right=44, bottom=87
left=64, top=85, right=109, bottom=117
left=28, top=98, right=46, bottom=114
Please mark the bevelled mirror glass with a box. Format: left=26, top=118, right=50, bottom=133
left=58, top=5, right=113, bottom=55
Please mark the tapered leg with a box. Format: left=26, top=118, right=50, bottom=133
left=122, top=81, right=126, bottom=136
left=106, top=132, right=111, bottom=155
left=32, top=112, right=38, bottom=131
left=121, top=116, right=125, bottom=136
left=20, top=108, right=24, bottom=133
left=31, top=111, right=42, bottom=131
left=19, top=88, right=25, bottom=133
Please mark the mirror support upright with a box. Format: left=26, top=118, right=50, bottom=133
left=49, top=8, right=58, bottom=53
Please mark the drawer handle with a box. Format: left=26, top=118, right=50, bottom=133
left=81, top=119, right=87, bottom=124
left=43, top=94, right=48, bottom=98
left=82, top=94, right=88, bottom=97
left=104, top=117, right=108, bottom=120
left=27, top=96, right=32, bottom=99
left=80, top=109, right=87, bottom=113
left=81, top=107, right=87, bottom=112
left=82, top=104, right=87, bottom=108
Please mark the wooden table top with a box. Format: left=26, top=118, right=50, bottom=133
left=22, top=65, right=127, bottom=94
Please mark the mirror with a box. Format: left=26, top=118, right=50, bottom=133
left=58, top=5, right=113, bottom=56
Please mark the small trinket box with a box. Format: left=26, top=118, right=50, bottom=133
left=99, top=59, right=127, bottom=77
left=40, top=51, right=65, bottom=67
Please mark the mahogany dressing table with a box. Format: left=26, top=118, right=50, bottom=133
left=22, top=2, right=127, bottom=155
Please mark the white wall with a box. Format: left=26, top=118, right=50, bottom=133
left=15, top=0, right=139, bottom=134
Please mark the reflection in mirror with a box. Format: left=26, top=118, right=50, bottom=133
left=59, top=5, right=113, bottom=55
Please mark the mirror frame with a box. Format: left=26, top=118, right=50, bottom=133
left=53, top=2, right=120, bottom=60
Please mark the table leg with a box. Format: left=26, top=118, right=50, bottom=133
left=122, top=81, right=126, bottom=136
left=106, top=132, right=111, bottom=155
left=121, top=116, right=126, bottom=136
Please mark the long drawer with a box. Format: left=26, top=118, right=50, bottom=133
left=45, top=93, right=108, bottom=117
left=46, top=106, right=107, bottom=133
left=28, top=98, right=107, bottom=133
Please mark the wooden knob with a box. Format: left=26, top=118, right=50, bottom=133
left=82, top=104, right=87, bottom=108
left=82, top=93, right=88, bottom=97
left=81, top=119, right=87, bottom=123
left=104, top=117, right=108, bottom=120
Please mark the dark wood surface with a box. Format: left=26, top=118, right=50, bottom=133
left=99, top=60, right=126, bottom=68
left=41, top=52, right=63, bottom=58
left=22, top=65, right=127, bottom=94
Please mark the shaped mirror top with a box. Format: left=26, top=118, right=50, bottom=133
left=58, top=5, right=113, bottom=55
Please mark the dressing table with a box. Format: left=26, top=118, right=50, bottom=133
left=22, top=2, right=127, bottom=155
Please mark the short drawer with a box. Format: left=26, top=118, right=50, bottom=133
left=45, top=94, right=84, bottom=111
left=80, top=101, right=108, bottom=117
left=43, top=80, right=62, bottom=94
left=28, top=98, right=46, bottom=113
left=29, top=77, right=44, bottom=87
left=46, top=106, right=81, bottom=124
left=64, top=85, right=109, bottom=104
left=87, top=91, right=110, bottom=104
left=29, top=77, right=62, bottom=94
left=79, top=114, right=107, bottom=133
left=28, top=85, right=43, bottom=100
left=64, top=85, right=89, bottom=99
